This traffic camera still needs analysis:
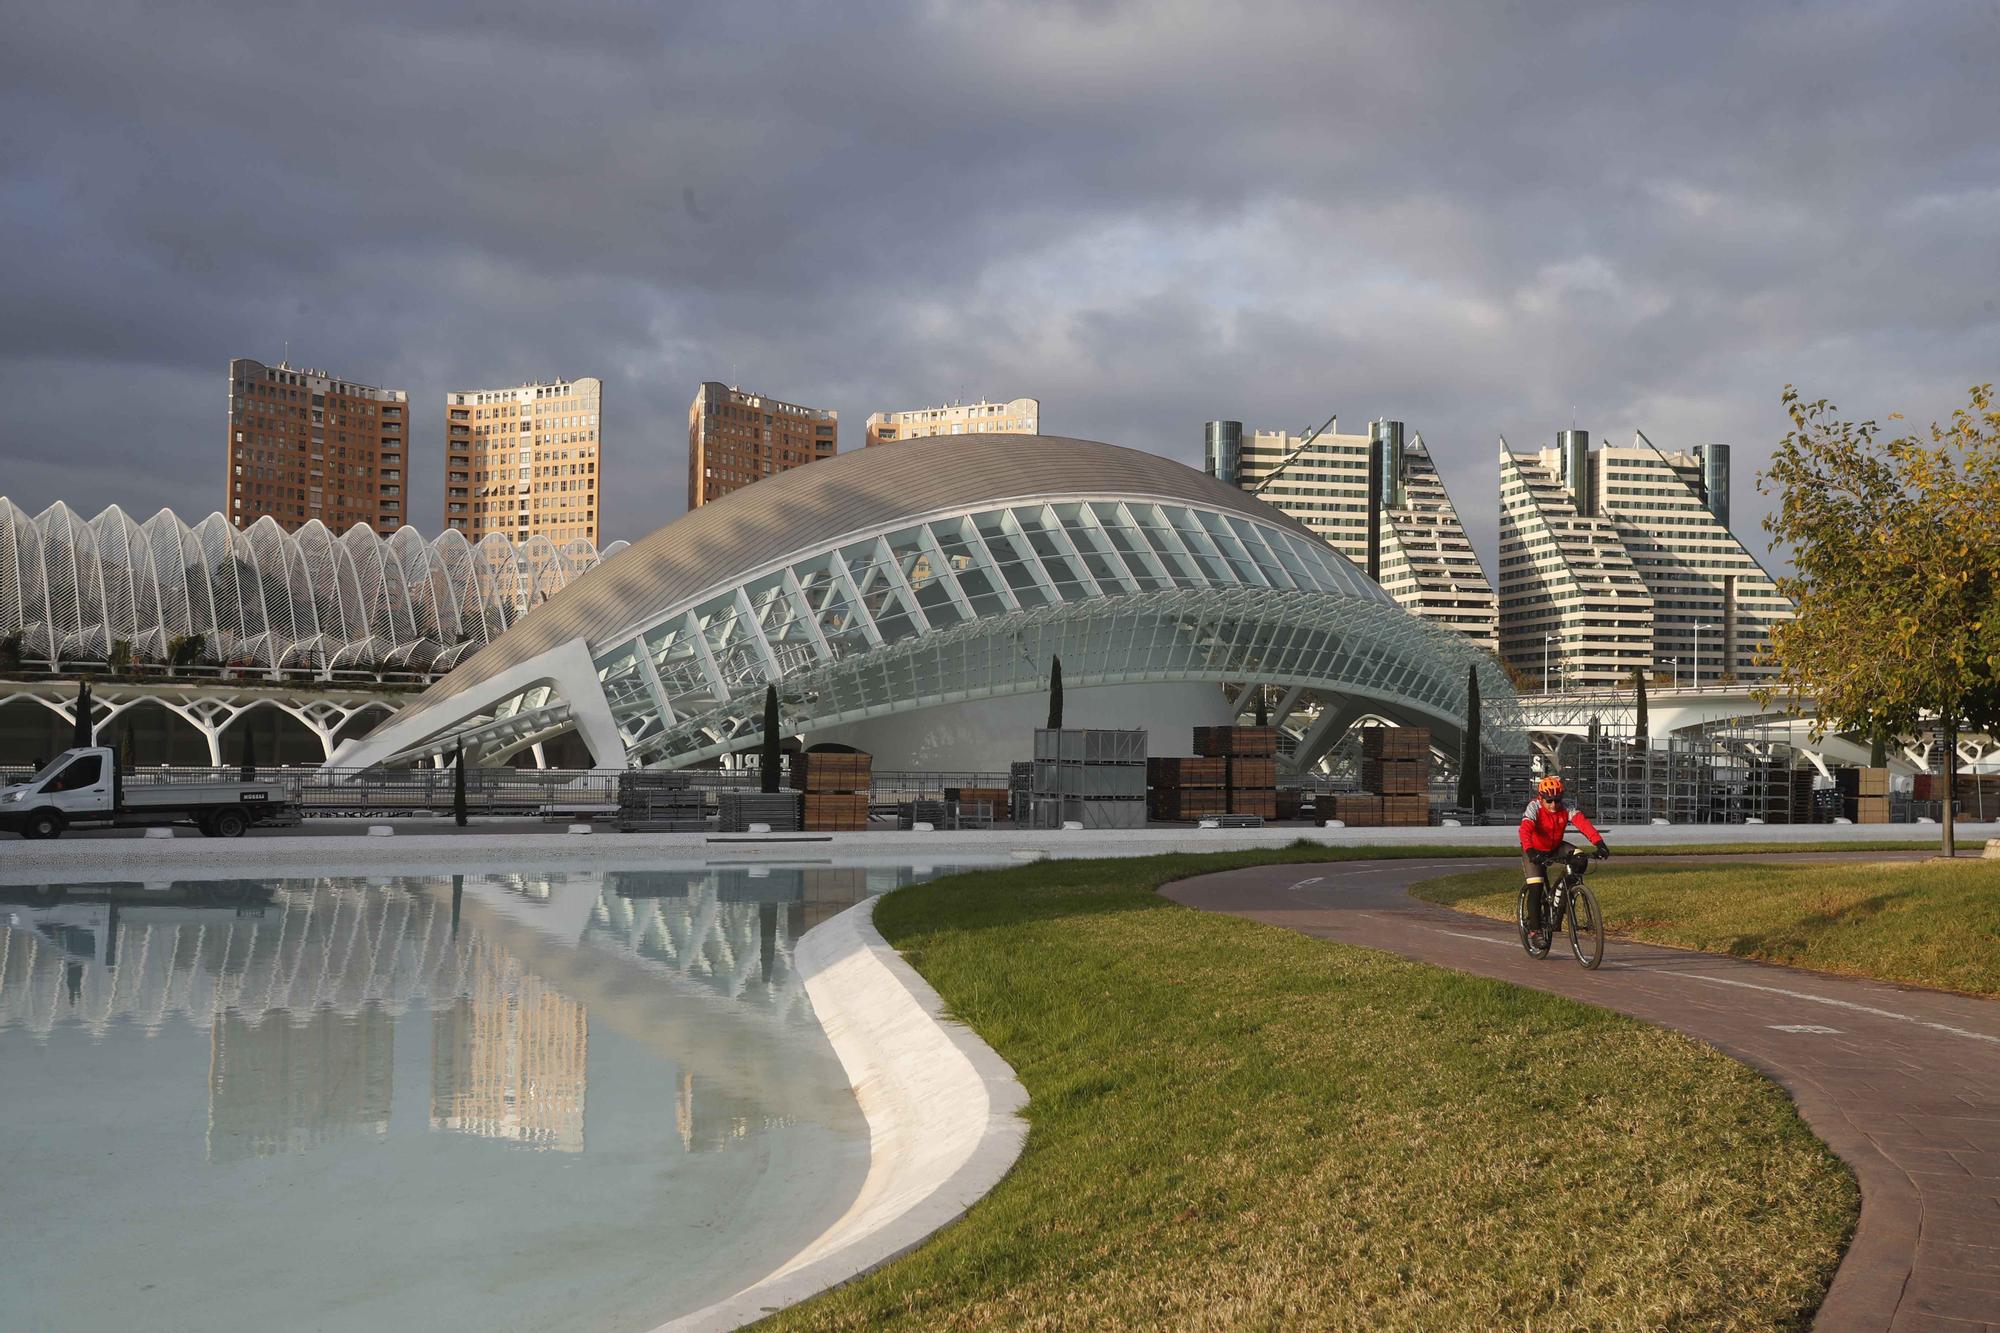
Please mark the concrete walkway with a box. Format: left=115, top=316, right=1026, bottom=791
left=1163, top=856, right=2000, bottom=1333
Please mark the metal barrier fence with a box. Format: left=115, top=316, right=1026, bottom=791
left=0, top=763, right=1015, bottom=818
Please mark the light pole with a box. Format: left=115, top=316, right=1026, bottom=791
left=1667, top=657, right=1679, bottom=690
left=1544, top=632, right=1556, bottom=693
left=1692, top=624, right=1714, bottom=689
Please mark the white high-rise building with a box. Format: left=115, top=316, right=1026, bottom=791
left=1209, top=417, right=1498, bottom=650
left=1498, top=431, right=1789, bottom=690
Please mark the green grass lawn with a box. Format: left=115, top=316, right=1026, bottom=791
left=1414, top=857, right=2000, bottom=997
left=763, top=849, right=1855, bottom=1331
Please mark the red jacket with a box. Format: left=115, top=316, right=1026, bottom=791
left=1519, top=798, right=1602, bottom=853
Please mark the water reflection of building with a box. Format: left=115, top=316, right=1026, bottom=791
left=2, top=864, right=964, bottom=1162
left=431, top=940, right=587, bottom=1152
left=208, top=1006, right=394, bottom=1163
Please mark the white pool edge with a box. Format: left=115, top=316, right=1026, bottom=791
left=653, top=893, right=1028, bottom=1332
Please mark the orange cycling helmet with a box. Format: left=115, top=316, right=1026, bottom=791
left=1537, top=775, right=1565, bottom=800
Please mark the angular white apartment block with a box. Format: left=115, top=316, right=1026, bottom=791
left=1498, top=431, right=1789, bottom=691
left=1210, top=417, right=1498, bottom=651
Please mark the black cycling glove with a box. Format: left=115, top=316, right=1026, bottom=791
left=1593, top=841, right=1611, bottom=861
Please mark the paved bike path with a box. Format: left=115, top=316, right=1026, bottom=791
left=1162, top=856, right=2000, bottom=1333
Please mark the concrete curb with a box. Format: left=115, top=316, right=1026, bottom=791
left=654, top=894, right=1029, bottom=1332
left=9, top=821, right=1993, bottom=886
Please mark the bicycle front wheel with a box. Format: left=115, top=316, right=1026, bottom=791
left=1568, top=882, right=1604, bottom=969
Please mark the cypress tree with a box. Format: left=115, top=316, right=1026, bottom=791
left=1634, top=666, right=1650, bottom=746
left=1047, top=656, right=1064, bottom=730
left=453, top=742, right=468, bottom=827
left=761, top=684, right=781, bottom=793
left=72, top=679, right=93, bottom=750
left=1457, top=663, right=1483, bottom=814
left=239, top=723, right=257, bottom=782
left=1869, top=725, right=1887, bottom=769
left=1254, top=689, right=1269, bottom=728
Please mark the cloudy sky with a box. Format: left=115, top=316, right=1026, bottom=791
left=2, top=0, right=1995, bottom=570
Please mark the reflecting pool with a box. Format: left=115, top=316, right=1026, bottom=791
left=0, top=859, right=1003, bottom=1333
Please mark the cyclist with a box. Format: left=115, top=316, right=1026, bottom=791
left=1520, top=776, right=1610, bottom=936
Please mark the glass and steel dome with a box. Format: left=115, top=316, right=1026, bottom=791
left=334, top=435, right=1523, bottom=770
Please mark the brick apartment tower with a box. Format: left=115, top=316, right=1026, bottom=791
left=444, top=377, right=602, bottom=544
left=687, top=382, right=837, bottom=509
left=227, top=358, right=407, bottom=532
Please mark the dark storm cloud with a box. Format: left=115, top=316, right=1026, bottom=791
left=1, top=0, right=1996, bottom=567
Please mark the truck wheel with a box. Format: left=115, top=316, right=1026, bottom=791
left=211, top=808, right=250, bottom=838
left=23, top=809, right=64, bottom=840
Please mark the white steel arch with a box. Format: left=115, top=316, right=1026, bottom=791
left=0, top=497, right=626, bottom=677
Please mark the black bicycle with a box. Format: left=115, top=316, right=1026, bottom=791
left=1516, top=842, right=1605, bottom=969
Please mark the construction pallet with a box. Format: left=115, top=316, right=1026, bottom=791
left=1147, top=756, right=1227, bottom=788
left=1193, top=726, right=1278, bottom=758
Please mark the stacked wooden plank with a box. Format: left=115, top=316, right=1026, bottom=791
left=946, top=786, right=1012, bottom=825
left=1355, top=727, right=1433, bottom=827
left=1146, top=756, right=1226, bottom=821
left=1331, top=793, right=1382, bottom=826
left=1192, top=727, right=1278, bottom=819
left=1914, top=772, right=2000, bottom=803
left=1835, top=766, right=1888, bottom=824
left=792, top=750, right=872, bottom=831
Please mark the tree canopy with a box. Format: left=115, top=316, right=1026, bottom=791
left=1760, top=383, right=2000, bottom=852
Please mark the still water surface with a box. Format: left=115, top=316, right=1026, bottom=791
left=0, top=860, right=1002, bottom=1332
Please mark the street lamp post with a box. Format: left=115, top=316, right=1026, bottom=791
left=1667, top=657, right=1679, bottom=690
left=1692, top=624, right=1715, bottom=689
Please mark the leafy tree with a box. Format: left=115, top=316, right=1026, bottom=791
left=1760, top=383, right=2000, bottom=856
left=1047, top=656, right=1064, bottom=730
left=0, top=632, right=23, bottom=670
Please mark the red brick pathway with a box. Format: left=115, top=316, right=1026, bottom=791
left=1163, top=856, right=2000, bottom=1332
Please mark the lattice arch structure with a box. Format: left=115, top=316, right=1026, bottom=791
left=0, top=498, right=626, bottom=676
left=337, top=435, right=1524, bottom=772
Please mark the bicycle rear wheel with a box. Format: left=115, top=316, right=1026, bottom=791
left=1567, top=882, right=1604, bottom=969
left=1517, top=886, right=1551, bottom=959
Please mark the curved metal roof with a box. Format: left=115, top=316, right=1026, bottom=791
left=409, top=433, right=1385, bottom=711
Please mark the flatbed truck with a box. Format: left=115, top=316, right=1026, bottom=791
left=0, top=746, right=302, bottom=840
